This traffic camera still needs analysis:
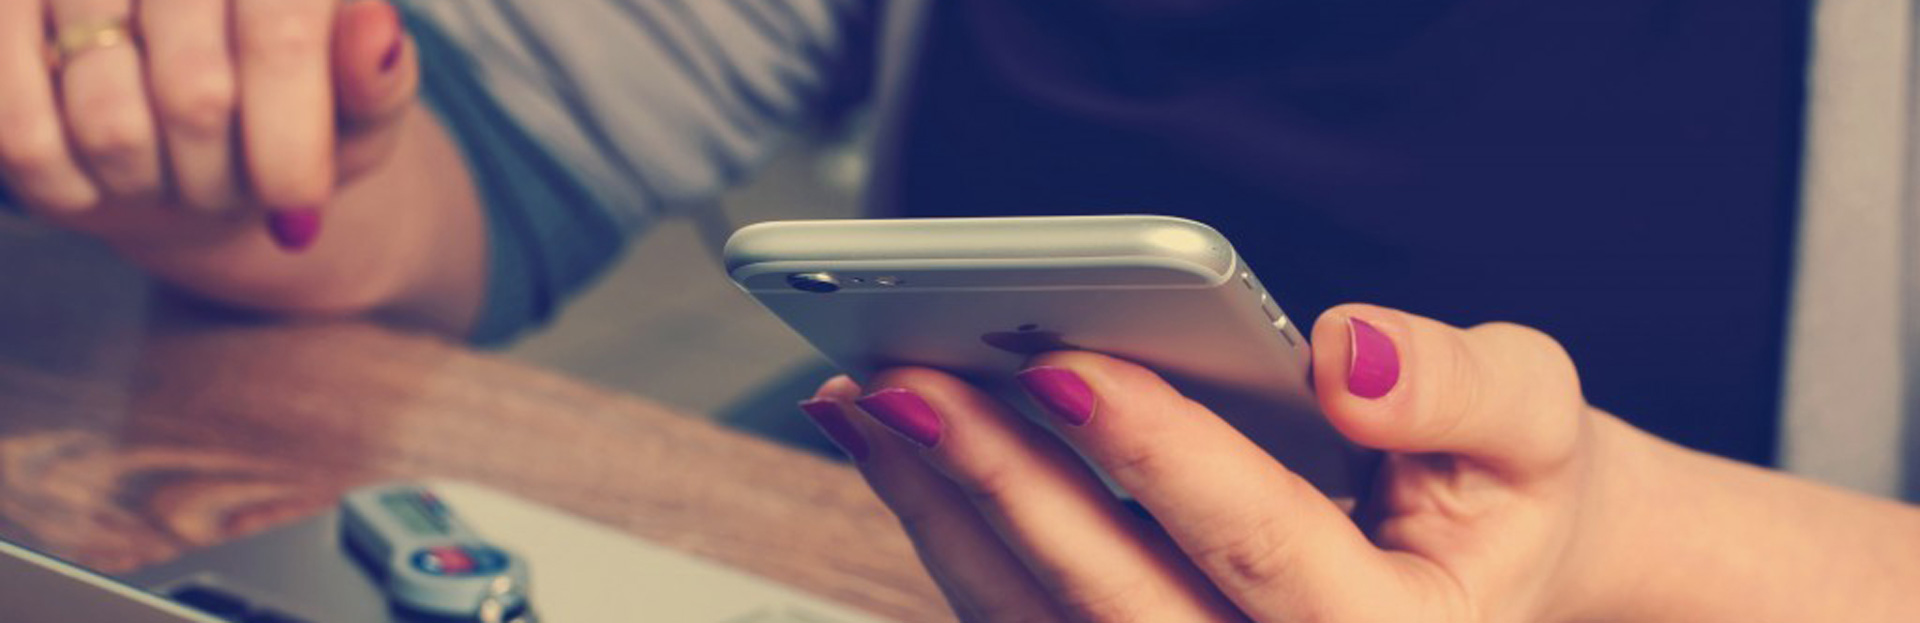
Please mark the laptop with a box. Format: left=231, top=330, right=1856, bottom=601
left=6, top=481, right=893, bottom=623
left=0, top=539, right=217, bottom=623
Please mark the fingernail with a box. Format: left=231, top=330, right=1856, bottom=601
left=380, top=36, right=405, bottom=73
left=1016, top=366, right=1096, bottom=426
left=1347, top=317, right=1400, bottom=399
left=854, top=388, right=943, bottom=448
left=267, top=209, right=323, bottom=252
left=798, top=399, right=870, bottom=462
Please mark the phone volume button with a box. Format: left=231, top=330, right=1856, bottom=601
left=1257, top=292, right=1297, bottom=346
left=1258, top=292, right=1282, bottom=323
left=1273, top=315, right=1298, bottom=347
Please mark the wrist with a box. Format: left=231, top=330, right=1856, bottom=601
left=1576, top=413, right=1920, bottom=622
left=1553, top=410, right=1688, bottom=622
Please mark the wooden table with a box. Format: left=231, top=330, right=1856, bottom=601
left=0, top=232, right=950, bottom=621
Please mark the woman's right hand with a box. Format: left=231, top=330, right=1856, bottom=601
left=805, top=306, right=1636, bottom=622
left=0, top=0, right=418, bottom=251
left=808, top=302, right=1920, bottom=622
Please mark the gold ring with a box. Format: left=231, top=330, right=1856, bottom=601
left=49, top=18, right=137, bottom=70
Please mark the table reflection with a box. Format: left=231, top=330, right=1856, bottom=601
left=0, top=223, right=945, bottom=621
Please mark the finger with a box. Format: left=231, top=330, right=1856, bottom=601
left=333, top=0, right=414, bottom=126
left=331, top=0, right=416, bottom=179
left=1310, top=304, right=1585, bottom=476
left=856, top=368, right=1248, bottom=622
left=140, top=0, right=240, bottom=212
left=799, top=377, right=1067, bottom=623
left=0, top=0, right=98, bottom=212
left=1015, top=352, right=1429, bottom=620
left=53, top=0, right=164, bottom=202
left=234, top=0, right=336, bottom=211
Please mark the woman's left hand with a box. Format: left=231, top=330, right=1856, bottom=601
left=1, top=0, right=418, bottom=250
left=800, top=303, right=1652, bottom=622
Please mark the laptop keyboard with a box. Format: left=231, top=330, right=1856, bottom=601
left=168, top=583, right=313, bottom=623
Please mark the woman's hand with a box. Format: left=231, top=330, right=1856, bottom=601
left=0, top=0, right=418, bottom=251
left=0, top=0, right=485, bottom=334
left=801, top=304, right=1652, bottom=622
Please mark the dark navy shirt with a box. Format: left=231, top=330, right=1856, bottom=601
left=888, top=1, right=1811, bottom=464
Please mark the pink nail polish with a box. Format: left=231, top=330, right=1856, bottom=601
left=854, top=389, right=943, bottom=448
left=798, top=399, right=870, bottom=462
left=1016, top=366, right=1096, bottom=426
left=1347, top=317, right=1400, bottom=399
left=267, top=209, right=322, bottom=252
left=379, top=37, right=405, bottom=73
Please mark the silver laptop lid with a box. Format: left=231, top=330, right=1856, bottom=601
left=0, top=538, right=216, bottom=623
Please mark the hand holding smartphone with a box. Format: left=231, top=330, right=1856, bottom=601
left=726, top=215, right=1366, bottom=495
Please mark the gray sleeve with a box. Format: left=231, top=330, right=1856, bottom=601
left=396, top=0, right=875, bottom=232
left=393, top=0, right=874, bottom=344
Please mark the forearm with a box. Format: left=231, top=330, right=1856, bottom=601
left=112, top=106, right=487, bottom=336
left=396, top=0, right=871, bottom=221
left=1609, top=417, right=1920, bottom=621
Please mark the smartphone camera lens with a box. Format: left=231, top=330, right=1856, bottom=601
left=787, top=272, right=841, bottom=294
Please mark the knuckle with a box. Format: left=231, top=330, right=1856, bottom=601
left=67, top=86, right=142, bottom=124
left=1422, top=329, right=1486, bottom=439
left=0, top=121, right=68, bottom=179
left=1098, top=437, right=1173, bottom=489
left=1189, top=509, right=1300, bottom=592
left=1051, top=578, right=1153, bottom=623
left=1509, top=323, right=1581, bottom=391
left=0, top=138, right=99, bottom=212
left=1468, top=321, right=1583, bottom=403
left=156, top=64, right=237, bottom=139
left=17, top=180, right=98, bottom=214
left=67, top=90, right=157, bottom=162
left=952, top=459, right=1026, bottom=516
left=888, top=503, right=956, bottom=542
left=75, top=115, right=156, bottom=164
left=176, top=181, right=240, bottom=213
left=36, top=194, right=97, bottom=214
left=869, top=366, right=951, bottom=391
left=1471, top=321, right=1564, bottom=359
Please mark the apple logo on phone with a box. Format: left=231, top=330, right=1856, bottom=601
left=981, top=324, right=1077, bottom=355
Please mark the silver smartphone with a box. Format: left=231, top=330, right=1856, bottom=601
left=725, top=215, right=1361, bottom=494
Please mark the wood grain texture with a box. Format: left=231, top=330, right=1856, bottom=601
left=0, top=295, right=952, bottom=622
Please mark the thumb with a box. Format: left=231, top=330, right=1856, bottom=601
left=332, top=1, right=418, bottom=132
left=1310, top=304, right=1587, bottom=476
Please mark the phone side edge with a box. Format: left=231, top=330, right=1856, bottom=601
left=723, top=216, right=1241, bottom=286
